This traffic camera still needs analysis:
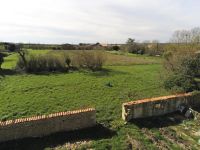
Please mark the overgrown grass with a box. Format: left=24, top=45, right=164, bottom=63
left=50, top=50, right=162, bottom=66
left=105, top=50, right=162, bottom=65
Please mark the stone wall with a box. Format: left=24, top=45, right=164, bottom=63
left=0, top=108, right=96, bottom=143
left=122, top=92, right=200, bottom=121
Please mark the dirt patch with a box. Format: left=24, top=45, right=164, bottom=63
left=159, top=128, right=192, bottom=150
left=141, top=128, right=170, bottom=150
left=126, top=134, right=146, bottom=150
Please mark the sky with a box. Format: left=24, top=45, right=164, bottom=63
left=0, top=0, right=200, bottom=44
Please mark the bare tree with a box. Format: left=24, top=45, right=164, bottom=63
left=17, top=47, right=28, bottom=68
left=190, top=27, right=200, bottom=43
left=170, top=27, right=200, bottom=44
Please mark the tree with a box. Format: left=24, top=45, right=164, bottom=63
left=18, top=50, right=28, bottom=68
left=125, top=38, right=138, bottom=53
left=170, top=27, right=200, bottom=44
left=16, top=45, right=28, bottom=69
left=190, top=27, right=200, bottom=43
left=152, top=40, right=160, bottom=55
left=126, top=38, right=135, bottom=45
left=169, top=27, right=200, bottom=52
left=112, top=45, right=120, bottom=51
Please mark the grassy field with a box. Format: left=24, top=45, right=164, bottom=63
left=0, top=50, right=199, bottom=149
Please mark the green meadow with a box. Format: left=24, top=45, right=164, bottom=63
left=1, top=50, right=199, bottom=150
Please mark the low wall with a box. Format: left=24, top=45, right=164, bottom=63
left=0, top=108, right=96, bottom=143
left=122, top=92, right=200, bottom=121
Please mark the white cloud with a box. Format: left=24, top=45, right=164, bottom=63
left=0, top=0, right=199, bottom=43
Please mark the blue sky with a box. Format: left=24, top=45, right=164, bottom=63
left=0, top=0, right=199, bottom=44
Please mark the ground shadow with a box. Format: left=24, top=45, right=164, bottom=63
left=0, top=68, right=129, bottom=77
left=87, top=68, right=130, bottom=77
left=0, top=124, right=116, bottom=150
left=191, top=106, right=200, bottom=113
left=0, top=69, right=17, bottom=76
left=27, top=71, right=68, bottom=76
left=130, top=112, right=187, bottom=129
left=21, top=67, right=78, bottom=76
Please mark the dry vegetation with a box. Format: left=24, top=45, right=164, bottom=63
left=105, top=51, right=161, bottom=65
left=51, top=50, right=162, bottom=66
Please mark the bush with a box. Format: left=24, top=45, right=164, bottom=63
left=180, top=54, right=200, bottom=77
left=16, top=51, right=105, bottom=73
left=62, top=52, right=71, bottom=68
left=72, top=51, right=106, bottom=71
left=16, top=53, right=68, bottom=73
left=163, top=51, right=178, bottom=71
left=112, top=45, right=120, bottom=51
left=164, top=73, right=197, bottom=92
left=163, top=52, right=200, bottom=92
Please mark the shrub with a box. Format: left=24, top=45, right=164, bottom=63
left=16, top=51, right=105, bottom=73
left=164, top=73, right=197, bottom=92
left=16, top=53, right=68, bottom=73
left=72, top=51, right=106, bottom=71
left=163, top=52, right=200, bottom=92
left=26, top=55, right=39, bottom=72
left=163, top=51, right=178, bottom=71
left=112, top=45, right=120, bottom=51
left=62, top=52, right=71, bottom=68
left=180, top=54, right=200, bottom=77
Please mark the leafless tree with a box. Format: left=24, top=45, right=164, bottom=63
left=170, top=27, right=200, bottom=44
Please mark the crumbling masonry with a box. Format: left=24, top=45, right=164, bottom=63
left=122, top=92, right=200, bottom=121
left=0, top=108, right=96, bottom=143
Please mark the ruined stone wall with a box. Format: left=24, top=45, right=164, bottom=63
left=0, top=108, right=96, bottom=143
left=122, top=92, right=200, bottom=121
